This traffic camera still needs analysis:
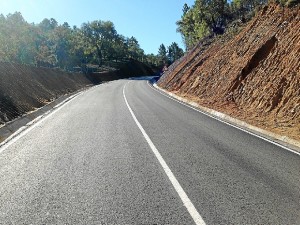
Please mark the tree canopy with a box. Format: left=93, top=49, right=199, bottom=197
left=177, top=0, right=269, bottom=49
left=0, top=12, right=186, bottom=71
left=157, top=43, right=184, bottom=66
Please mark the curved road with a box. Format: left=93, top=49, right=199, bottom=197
left=0, top=79, right=299, bottom=224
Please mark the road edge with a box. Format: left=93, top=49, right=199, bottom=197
left=150, top=81, right=300, bottom=156
left=0, top=85, right=95, bottom=147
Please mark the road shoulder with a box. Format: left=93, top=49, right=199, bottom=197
left=151, top=82, right=300, bottom=155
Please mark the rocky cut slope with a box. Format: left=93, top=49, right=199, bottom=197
left=158, top=4, right=300, bottom=140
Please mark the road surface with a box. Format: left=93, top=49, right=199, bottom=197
left=0, top=79, right=299, bottom=224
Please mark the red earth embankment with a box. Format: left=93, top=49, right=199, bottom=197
left=158, top=4, right=300, bottom=141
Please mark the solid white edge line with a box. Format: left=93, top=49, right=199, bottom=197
left=123, top=82, right=206, bottom=225
left=147, top=81, right=300, bottom=157
left=0, top=88, right=91, bottom=155
left=0, top=84, right=102, bottom=153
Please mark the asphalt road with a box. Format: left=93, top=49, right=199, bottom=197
left=0, top=79, right=299, bottom=224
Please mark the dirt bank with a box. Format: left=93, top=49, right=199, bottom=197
left=0, top=62, right=92, bottom=125
left=158, top=4, right=300, bottom=141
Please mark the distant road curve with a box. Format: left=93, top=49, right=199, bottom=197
left=0, top=78, right=299, bottom=224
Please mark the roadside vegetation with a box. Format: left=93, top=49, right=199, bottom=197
left=0, top=13, right=184, bottom=71
left=177, top=0, right=299, bottom=50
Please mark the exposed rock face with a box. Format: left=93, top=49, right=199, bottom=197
left=158, top=4, right=300, bottom=140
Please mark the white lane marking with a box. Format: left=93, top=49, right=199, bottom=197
left=0, top=90, right=87, bottom=155
left=123, top=82, right=206, bottom=225
left=147, top=81, right=300, bottom=157
left=0, top=84, right=103, bottom=153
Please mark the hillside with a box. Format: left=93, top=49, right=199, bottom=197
left=158, top=4, right=300, bottom=141
left=0, top=63, right=92, bottom=125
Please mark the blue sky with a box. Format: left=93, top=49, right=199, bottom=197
left=0, top=0, right=195, bottom=54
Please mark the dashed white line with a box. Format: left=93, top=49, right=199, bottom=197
left=123, top=82, right=206, bottom=225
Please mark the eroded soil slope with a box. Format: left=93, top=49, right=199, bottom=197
left=158, top=4, right=300, bottom=140
left=0, top=62, right=92, bottom=125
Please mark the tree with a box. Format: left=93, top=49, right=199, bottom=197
left=0, top=13, right=152, bottom=70
left=192, top=0, right=228, bottom=36
left=145, top=53, right=159, bottom=66
left=51, top=25, right=74, bottom=69
left=168, top=42, right=184, bottom=63
left=176, top=5, right=200, bottom=49
left=68, top=26, right=87, bottom=66
left=183, top=3, right=190, bottom=15
left=0, top=12, right=39, bottom=64
left=81, top=20, right=118, bottom=66
left=127, top=36, right=140, bottom=59
left=177, top=0, right=231, bottom=49
left=158, top=44, right=168, bottom=65
left=177, top=0, right=270, bottom=50
left=39, top=18, right=58, bottom=32
left=111, top=35, right=128, bottom=61
left=62, top=22, right=70, bottom=28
